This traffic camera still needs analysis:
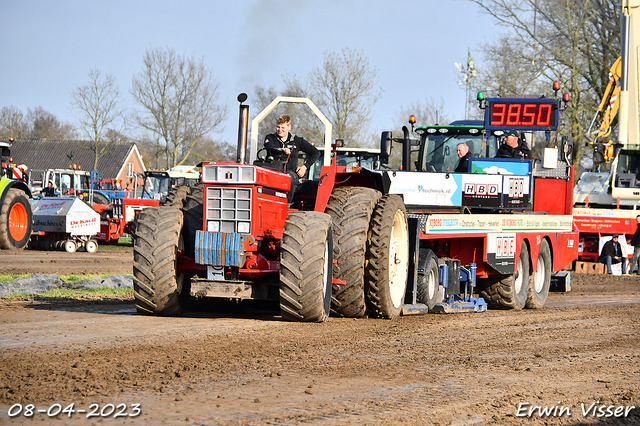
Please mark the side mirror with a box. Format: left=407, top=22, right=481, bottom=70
left=380, top=131, right=392, bottom=164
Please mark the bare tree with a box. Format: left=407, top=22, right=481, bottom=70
left=278, top=48, right=382, bottom=147
left=469, top=0, right=620, bottom=167
left=397, top=97, right=450, bottom=129
left=71, top=69, right=126, bottom=171
left=0, top=106, right=29, bottom=138
left=130, top=46, right=227, bottom=168
left=26, top=106, right=76, bottom=140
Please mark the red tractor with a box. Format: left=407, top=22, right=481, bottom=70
left=133, top=88, right=578, bottom=322
left=97, top=170, right=190, bottom=243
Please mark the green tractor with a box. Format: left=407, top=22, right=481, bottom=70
left=1, top=139, right=32, bottom=249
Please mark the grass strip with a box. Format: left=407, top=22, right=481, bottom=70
left=1, top=286, right=133, bottom=300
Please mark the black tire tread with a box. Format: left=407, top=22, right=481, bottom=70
left=365, top=195, right=408, bottom=319
left=480, top=242, right=530, bottom=310
left=526, top=240, right=552, bottom=309
left=165, top=185, right=191, bottom=208
left=133, top=207, right=184, bottom=316
left=325, top=186, right=381, bottom=318
left=416, top=249, right=442, bottom=309
left=280, top=211, right=332, bottom=322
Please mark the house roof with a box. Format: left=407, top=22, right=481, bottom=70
left=2, top=138, right=139, bottom=179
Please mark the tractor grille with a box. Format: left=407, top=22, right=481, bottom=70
left=205, top=187, right=252, bottom=234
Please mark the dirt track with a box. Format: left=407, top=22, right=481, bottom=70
left=0, top=249, right=639, bottom=425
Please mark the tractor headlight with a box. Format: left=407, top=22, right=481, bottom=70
left=207, top=221, right=220, bottom=232
left=237, top=222, right=251, bottom=234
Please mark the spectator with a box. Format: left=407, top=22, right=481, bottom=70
left=599, top=234, right=627, bottom=274
left=495, top=130, right=531, bottom=160
left=629, top=215, right=640, bottom=274
left=455, top=142, right=472, bottom=173
left=42, top=180, right=57, bottom=197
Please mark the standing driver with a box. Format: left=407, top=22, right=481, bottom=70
left=264, top=114, right=319, bottom=202
left=495, top=130, right=532, bottom=159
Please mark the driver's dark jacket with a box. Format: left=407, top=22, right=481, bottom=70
left=495, top=140, right=532, bottom=160
left=264, top=132, right=319, bottom=173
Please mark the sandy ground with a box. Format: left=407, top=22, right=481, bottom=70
left=0, top=249, right=638, bottom=425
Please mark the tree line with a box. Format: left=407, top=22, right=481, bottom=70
left=1, top=0, right=620, bottom=171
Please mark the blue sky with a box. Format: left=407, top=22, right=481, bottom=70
left=0, top=0, right=498, bottom=146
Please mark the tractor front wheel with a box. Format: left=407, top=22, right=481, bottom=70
left=0, top=188, right=32, bottom=250
left=279, top=211, right=333, bottom=322
left=133, top=207, right=185, bottom=316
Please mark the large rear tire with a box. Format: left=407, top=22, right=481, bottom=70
left=165, top=185, right=191, bottom=208
left=325, top=186, right=380, bottom=318
left=0, top=188, right=32, bottom=250
left=416, top=249, right=444, bottom=309
left=365, top=195, right=409, bottom=319
left=133, top=207, right=184, bottom=316
left=526, top=240, right=551, bottom=309
left=279, top=211, right=333, bottom=322
left=480, top=242, right=530, bottom=310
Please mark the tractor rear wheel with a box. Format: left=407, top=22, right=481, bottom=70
left=480, top=242, right=530, bottom=310
left=526, top=240, right=551, bottom=309
left=365, top=195, right=409, bottom=319
left=279, top=211, right=333, bottom=322
left=165, top=185, right=191, bottom=208
left=325, top=186, right=380, bottom=318
left=416, top=249, right=444, bottom=309
left=0, top=188, right=32, bottom=250
left=133, top=207, right=184, bottom=316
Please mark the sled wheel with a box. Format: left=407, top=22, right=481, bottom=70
left=85, top=239, right=98, bottom=253
left=416, top=249, right=444, bottom=309
left=365, top=195, right=409, bottom=319
left=526, top=240, right=551, bottom=309
left=325, top=186, right=381, bottom=318
left=279, top=211, right=333, bottom=322
left=0, top=188, right=32, bottom=250
left=133, top=207, right=184, bottom=316
left=64, top=240, right=77, bottom=253
left=481, top=242, right=530, bottom=310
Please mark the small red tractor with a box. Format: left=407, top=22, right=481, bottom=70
left=96, top=170, right=191, bottom=243
left=133, top=88, right=578, bottom=322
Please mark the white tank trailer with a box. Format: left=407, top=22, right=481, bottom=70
left=30, top=197, right=100, bottom=252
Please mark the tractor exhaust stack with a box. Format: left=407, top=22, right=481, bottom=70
left=236, top=93, right=249, bottom=165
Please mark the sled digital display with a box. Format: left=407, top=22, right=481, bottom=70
left=485, top=98, right=560, bottom=131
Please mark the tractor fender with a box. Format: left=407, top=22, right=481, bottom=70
left=0, top=177, right=31, bottom=207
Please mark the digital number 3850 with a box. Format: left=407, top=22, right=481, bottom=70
left=488, top=101, right=557, bottom=129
